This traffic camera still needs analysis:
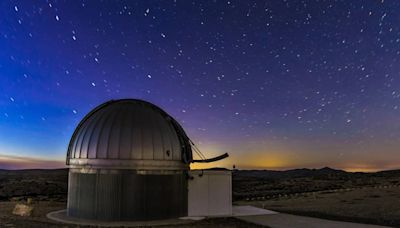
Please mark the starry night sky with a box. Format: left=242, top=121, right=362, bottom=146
left=0, top=0, right=399, bottom=171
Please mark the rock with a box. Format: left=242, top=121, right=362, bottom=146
left=10, top=197, right=23, bottom=202
left=12, top=204, right=34, bottom=217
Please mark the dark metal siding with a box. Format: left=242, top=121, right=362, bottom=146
left=67, top=171, right=188, bottom=221
left=77, top=173, right=96, bottom=218
left=96, top=174, right=122, bottom=220
left=66, top=172, right=78, bottom=216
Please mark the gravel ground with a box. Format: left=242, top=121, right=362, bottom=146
left=0, top=201, right=263, bottom=228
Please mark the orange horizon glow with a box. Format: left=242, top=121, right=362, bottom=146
left=0, top=152, right=398, bottom=173
left=191, top=163, right=400, bottom=173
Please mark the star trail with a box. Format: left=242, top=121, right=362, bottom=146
left=0, top=0, right=399, bottom=171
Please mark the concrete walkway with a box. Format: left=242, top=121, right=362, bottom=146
left=237, top=213, right=390, bottom=228
left=232, top=205, right=277, bottom=216
left=47, top=210, right=195, bottom=227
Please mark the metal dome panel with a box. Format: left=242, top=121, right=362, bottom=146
left=67, top=99, right=192, bottom=169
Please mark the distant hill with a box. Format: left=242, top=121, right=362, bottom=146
left=234, top=167, right=349, bottom=179
left=0, top=169, right=68, bottom=201
left=232, top=167, right=400, bottom=201
left=234, top=167, right=400, bottom=180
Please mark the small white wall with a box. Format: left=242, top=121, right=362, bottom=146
left=188, top=170, right=232, bottom=217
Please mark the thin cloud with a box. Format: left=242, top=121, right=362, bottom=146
left=0, top=154, right=65, bottom=170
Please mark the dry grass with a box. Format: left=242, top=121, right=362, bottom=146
left=238, top=186, right=400, bottom=227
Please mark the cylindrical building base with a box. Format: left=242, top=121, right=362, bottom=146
left=67, top=170, right=188, bottom=221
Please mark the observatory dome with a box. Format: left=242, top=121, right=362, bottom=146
left=66, top=99, right=192, bottom=221
left=67, top=99, right=193, bottom=170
